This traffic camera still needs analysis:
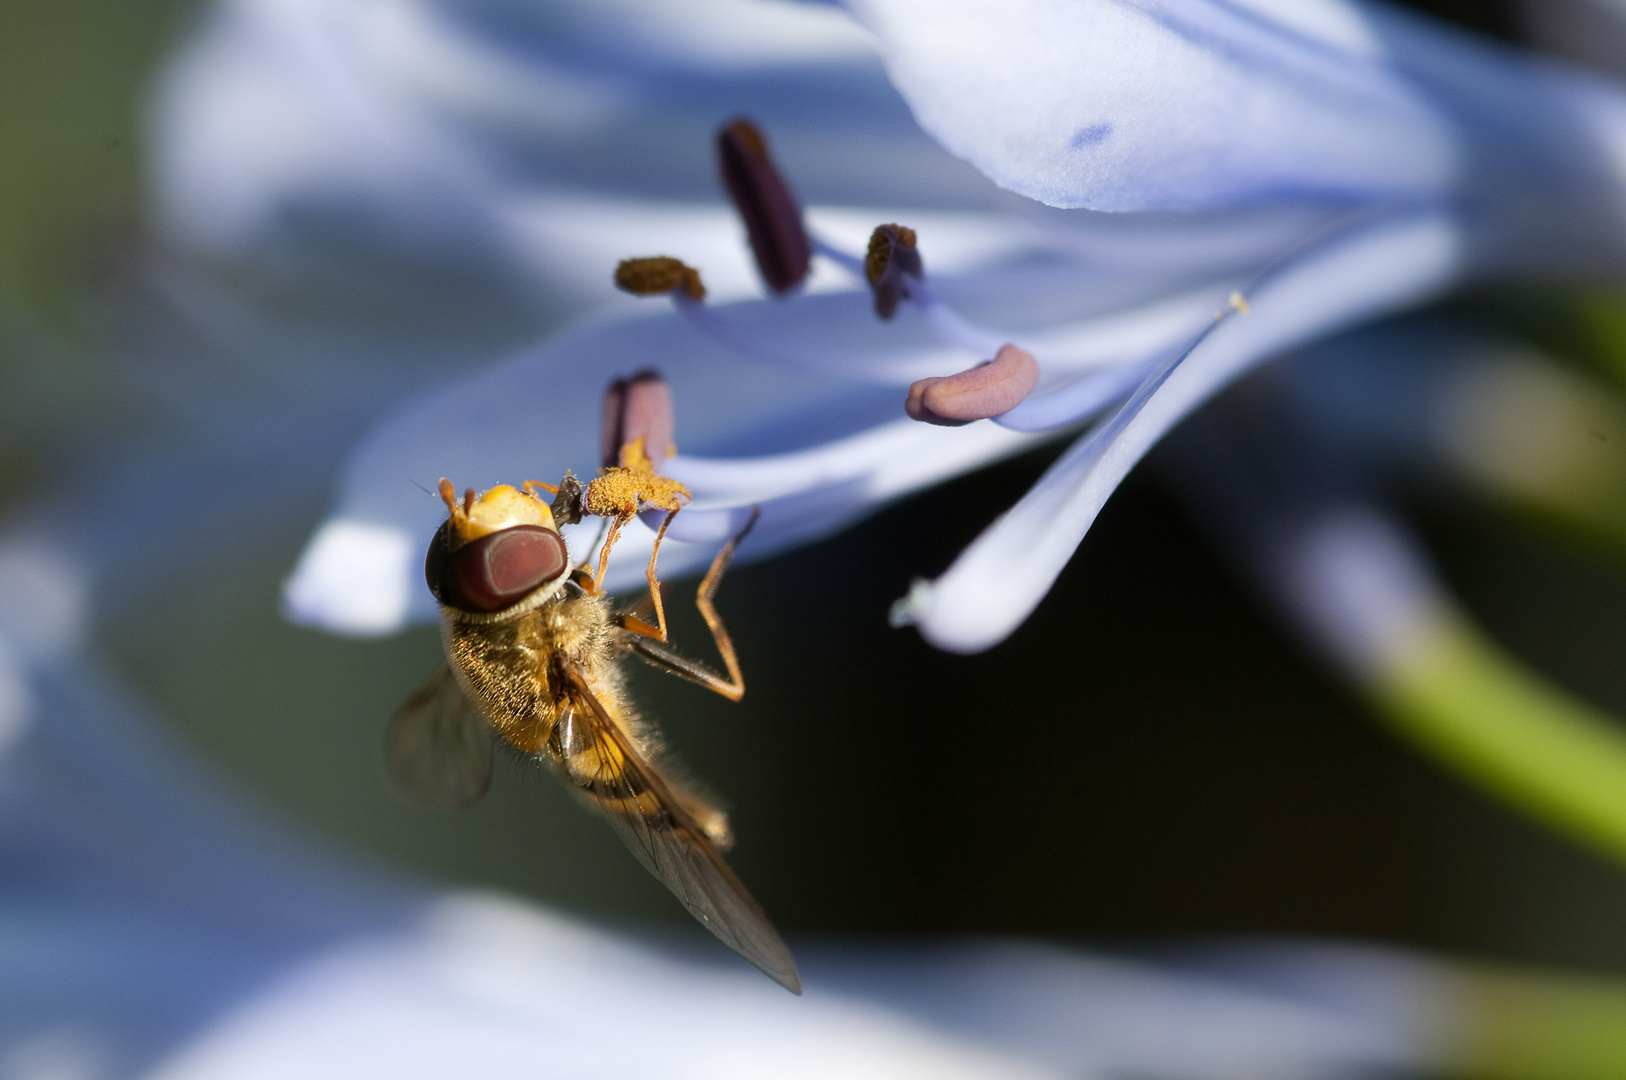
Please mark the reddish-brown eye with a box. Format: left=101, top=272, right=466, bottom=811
left=434, top=525, right=568, bottom=613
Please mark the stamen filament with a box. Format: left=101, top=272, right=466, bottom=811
left=815, top=227, right=1232, bottom=377
left=813, top=229, right=1010, bottom=354
left=909, top=279, right=1014, bottom=356
left=671, top=292, right=958, bottom=383
left=992, top=361, right=1156, bottom=432
left=810, top=235, right=865, bottom=278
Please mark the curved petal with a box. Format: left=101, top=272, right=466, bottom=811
left=282, top=306, right=1044, bottom=636
left=278, top=195, right=1366, bottom=638
left=902, top=211, right=1464, bottom=652
left=841, top=0, right=1458, bottom=210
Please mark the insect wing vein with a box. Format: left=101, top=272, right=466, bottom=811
left=387, top=664, right=496, bottom=808
left=560, top=662, right=800, bottom=993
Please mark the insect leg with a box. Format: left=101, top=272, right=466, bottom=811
left=643, top=506, right=679, bottom=642
left=574, top=515, right=610, bottom=579
left=692, top=507, right=760, bottom=701
left=627, top=633, right=742, bottom=700
left=593, top=513, right=628, bottom=594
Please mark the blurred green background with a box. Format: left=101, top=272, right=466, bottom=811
left=11, top=0, right=1626, bottom=983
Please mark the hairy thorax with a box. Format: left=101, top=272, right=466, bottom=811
left=443, top=589, right=621, bottom=754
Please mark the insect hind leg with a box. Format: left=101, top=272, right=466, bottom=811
left=620, top=506, right=757, bottom=701
left=627, top=634, right=741, bottom=701
left=697, top=507, right=758, bottom=699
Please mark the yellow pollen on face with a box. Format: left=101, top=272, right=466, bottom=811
left=452, top=484, right=556, bottom=543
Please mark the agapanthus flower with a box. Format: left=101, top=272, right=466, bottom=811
left=8, top=0, right=1626, bottom=1069
left=233, top=0, right=1626, bottom=887
left=276, top=0, right=1626, bottom=663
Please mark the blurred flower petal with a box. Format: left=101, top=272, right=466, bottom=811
left=281, top=520, right=418, bottom=636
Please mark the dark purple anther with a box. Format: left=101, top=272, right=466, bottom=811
left=866, top=224, right=922, bottom=320
left=717, top=118, right=811, bottom=295
left=429, top=525, right=568, bottom=613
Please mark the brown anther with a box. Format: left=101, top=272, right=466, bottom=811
left=717, top=118, right=811, bottom=295
left=865, top=224, right=922, bottom=320
left=601, top=370, right=676, bottom=471
left=904, top=344, right=1040, bottom=426
left=615, top=257, right=706, bottom=301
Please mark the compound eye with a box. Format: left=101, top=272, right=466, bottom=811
left=424, top=521, right=454, bottom=603
left=439, top=525, right=568, bottom=613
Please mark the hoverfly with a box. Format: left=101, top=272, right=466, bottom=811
left=389, top=449, right=799, bottom=993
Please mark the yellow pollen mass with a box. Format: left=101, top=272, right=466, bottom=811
left=585, top=466, right=690, bottom=518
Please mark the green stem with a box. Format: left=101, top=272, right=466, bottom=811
left=1379, top=614, right=1626, bottom=866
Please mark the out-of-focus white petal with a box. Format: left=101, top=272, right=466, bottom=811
left=1273, top=509, right=1450, bottom=679
left=0, top=643, right=30, bottom=758
left=904, top=212, right=1463, bottom=652
left=841, top=0, right=1457, bottom=210
left=0, top=542, right=87, bottom=664
left=143, top=894, right=1052, bottom=1080
left=281, top=520, right=418, bottom=637
left=149, top=0, right=992, bottom=292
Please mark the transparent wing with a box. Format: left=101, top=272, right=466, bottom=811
left=387, top=664, right=496, bottom=808
left=557, top=661, right=801, bottom=994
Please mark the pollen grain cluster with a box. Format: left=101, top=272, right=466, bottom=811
left=615, top=257, right=706, bottom=301
left=585, top=466, right=690, bottom=518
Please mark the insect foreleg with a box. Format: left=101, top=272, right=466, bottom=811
left=593, top=513, right=628, bottom=595
left=644, top=505, right=679, bottom=642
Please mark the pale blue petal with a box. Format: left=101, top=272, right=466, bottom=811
left=286, top=200, right=1432, bottom=636
left=150, top=0, right=995, bottom=292
left=283, top=304, right=1042, bottom=637
left=903, top=211, right=1464, bottom=652
left=841, top=0, right=1458, bottom=210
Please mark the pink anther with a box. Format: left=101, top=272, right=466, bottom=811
left=601, top=370, right=676, bottom=469
left=904, top=344, right=1040, bottom=426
